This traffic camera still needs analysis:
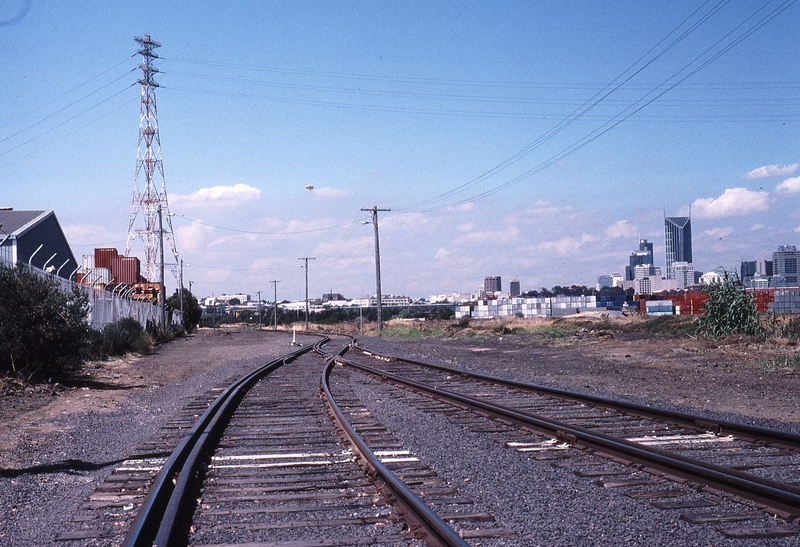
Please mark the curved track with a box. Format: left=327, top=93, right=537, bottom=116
left=334, top=342, right=800, bottom=532
left=75, top=331, right=800, bottom=545
left=120, top=335, right=474, bottom=547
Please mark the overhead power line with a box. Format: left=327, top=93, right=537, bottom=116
left=393, top=0, right=797, bottom=213
left=1, top=56, right=134, bottom=138
left=0, top=85, right=134, bottom=159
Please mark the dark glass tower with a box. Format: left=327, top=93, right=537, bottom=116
left=625, top=239, right=654, bottom=281
left=773, top=245, right=798, bottom=286
left=664, top=216, right=692, bottom=280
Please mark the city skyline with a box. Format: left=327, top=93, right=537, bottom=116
left=3, top=3, right=800, bottom=301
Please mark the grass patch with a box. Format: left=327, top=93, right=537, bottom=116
left=534, top=327, right=571, bottom=339
left=765, top=355, right=800, bottom=369
left=379, top=326, right=448, bottom=339
left=374, top=315, right=704, bottom=341
left=492, top=324, right=527, bottom=335
left=620, top=315, right=698, bottom=335
left=738, top=354, right=800, bottom=371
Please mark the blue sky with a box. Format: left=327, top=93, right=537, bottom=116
left=2, top=1, right=799, bottom=301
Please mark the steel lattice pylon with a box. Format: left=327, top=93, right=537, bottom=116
left=126, top=34, right=179, bottom=284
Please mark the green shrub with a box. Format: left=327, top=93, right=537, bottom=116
left=0, top=264, right=90, bottom=378
left=697, top=270, right=764, bottom=338
left=101, top=318, right=151, bottom=356
left=167, top=288, right=202, bottom=333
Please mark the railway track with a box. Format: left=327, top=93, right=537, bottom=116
left=330, top=342, right=800, bottom=541
left=56, top=332, right=800, bottom=545
left=114, top=335, right=486, bottom=547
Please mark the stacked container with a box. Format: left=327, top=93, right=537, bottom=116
left=645, top=300, right=674, bottom=316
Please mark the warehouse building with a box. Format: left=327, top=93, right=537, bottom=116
left=0, top=208, right=78, bottom=279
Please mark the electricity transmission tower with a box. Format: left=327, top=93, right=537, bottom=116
left=126, top=34, right=179, bottom=284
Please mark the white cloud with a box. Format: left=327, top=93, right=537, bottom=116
left=775, top=177, right=800, bottom=194
left=524, top=200, right=571, bottom=216
left=452, top=226, right=520, bottom=245
left=538, top=234, right=596, bottom=257
left=174, top=222, right=217, bottom=253
left=433, top=247, right=452, bottom=260
left=456, top=202, right=476, bottom=212
left=751, top=224, right=764, bottom=231
left=703, top=227, right=734, bottom=239
left=171, top=184, right=261, bottom=210
left=691, top=187, right=769, bottom=218
left=743, top=163, right=799, bottom=180
left=605, top=220, right=638, bottom=239
left=310, top=186, right=349, bottom=199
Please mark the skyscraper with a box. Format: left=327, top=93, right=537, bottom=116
left=625, top=239, right=654, bottom=281
left=741, top=260, right=757, bottom=286
left=484, top=276, right=502, bottom=294
left=664, top=216, right=692, bottom=280
left=773, top=245, right=798, bottom=286
left=673, top=261, right=694, bottom=290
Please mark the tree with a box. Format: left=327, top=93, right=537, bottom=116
left=167, top=288, right=203, bottom=334
left=229, top=297, right=241, bottom=305
left=0, top=264, right=90, bottom=378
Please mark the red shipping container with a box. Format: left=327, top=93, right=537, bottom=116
left=94, top=248, right=118, bottom=269
left=110, top=255, right=141, bottom=285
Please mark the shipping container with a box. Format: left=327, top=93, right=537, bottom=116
left=81, top=267, right=110, bottom=285
left=110, top=255, right=141, bottom=285
left=94, top=248, right=118, bottom=269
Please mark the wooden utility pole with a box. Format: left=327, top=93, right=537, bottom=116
left=270, top=280, right=280, bottom=330
left=361, top=207, right=390, bottom=332
left=297, top=258, right=314, bottom=331
left=157, top=205, right=166, bottom=335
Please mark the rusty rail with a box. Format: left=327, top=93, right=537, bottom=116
left=351, top=344, right=800, bottom=451
left=338, top=353, right=800, bottom=519
left=320, top=347, right=470, bottom=547
left=121, top=340, right=320, bottom=547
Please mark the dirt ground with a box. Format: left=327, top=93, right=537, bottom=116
left=0, top=326, right=310, bottom=469
left=2, top=317, right=800, bottom=471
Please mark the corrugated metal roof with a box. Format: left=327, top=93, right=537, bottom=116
left=0, top=209, right=49, bottom=237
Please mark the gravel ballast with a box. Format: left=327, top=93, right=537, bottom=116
left=0, top=327, right=315, bottom=546
left=3, top=324, right=800, bottom=545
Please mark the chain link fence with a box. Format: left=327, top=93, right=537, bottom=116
left=1, top=255, right=180, bottom=331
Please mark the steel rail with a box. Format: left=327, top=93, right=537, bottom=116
left=338, top=355, right=800, bottom=519
left=121, top=339, right=323, bottom=547
left=321, top=355, right=470, bottom=547
left=350, top=344, right=800, bottom=451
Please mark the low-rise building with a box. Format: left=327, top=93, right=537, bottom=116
left=456, top=295, right=600, bottom=319
left=354, top=295, right=413, bottom=307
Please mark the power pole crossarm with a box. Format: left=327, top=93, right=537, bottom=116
left=361, top=207, right=390, bottom=332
